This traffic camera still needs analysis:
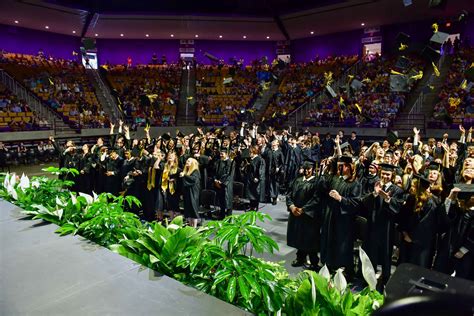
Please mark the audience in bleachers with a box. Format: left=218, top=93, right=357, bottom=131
left=0, top=83, right=48, bottom=132
left=195, top=64, right=262, bottom=126
left=0, top=53, right=108, bottom=129
left=300, top=54, right=424, bottom=128
left=430, top=47, right=474, bottom=129
left=262, top=56, right=358, bottom=126
left=106, top=64, right=181, bottom=127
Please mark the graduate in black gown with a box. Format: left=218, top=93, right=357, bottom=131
left=214, top=148, right=235, bottom=219
left=284, top=137, right=302, bottom=188
left=286, top=160, right=322, bottom=269
left=268, top=140, right=285, bottom=205
left=103, top=150, right=123, bottom=196
left=245, top=145, right=266, bottom=211
left=161, top=151, right=181, bottom=219
left=398, top=175, right=444, bottom=268
left=320, top=155, right=361, bottom=279
left=76, top=144, right=92, bottom=194
left=361, top=163, right=404, bottom=288
left=180, top=157, right=201, bottom=227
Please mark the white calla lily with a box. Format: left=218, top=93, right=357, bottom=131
left=55, top=196, right=66, bottom=207
left=55, top=208, right=64, bottom=220
left=318, top=264, right=331, bottom=281
left=31, top=204, right=50, bottom=214
left=31, top=179, right=40, bottom=188
left=92, top=191, right=98, bottom=202
left=333, top=268, right=347, bottom=294
left=79, top=192, right=93, bottom=205
left=70, top=192, right=77, bottom=205
left=309, top=273, right=316, bottom=306
left=19, top=174, right=30, bottom=191
left=10, top=173, right=17, bottom=187
left=3, top=173, right=10, bottom=189
left=359, top=247, right=377, bottom=290
left=8, top=187, right=18, bottom=200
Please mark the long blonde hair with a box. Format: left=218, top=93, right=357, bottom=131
left=184, top=158, right=199, bottom=176
left=164, top=151, right=178, bottom=174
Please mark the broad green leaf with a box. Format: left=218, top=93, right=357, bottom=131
left=237, top=276, right=250, bottom=301
left=227, top=276, right=237, bottom=303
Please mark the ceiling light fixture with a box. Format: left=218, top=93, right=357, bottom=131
left=361, top=23, right=365, bottom=26
left=120, top=33, right=124, bottom=37
left=45, top=25, right=49, bottom=29
left=95, top=33, right=98, bottom=37
left=14, top=20, right=19, bottom=24
left=170, top=34, right=174, bottom=37
left=243, top=35, right=247, bottom=39
left=266, top=36, right=270, bottom=39
left=72, top=30, right=76, bottom=34
left=219, top=35, right=223, bottom=38
left=145, top=34, right=149, bottom=37
left=310, top=31, right=314, bottom=35
left=195, top=34, right=199, bottom=38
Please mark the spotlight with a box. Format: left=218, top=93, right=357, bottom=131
left=361, top=23, right=365, bottom=26
left=266, top=36, right=270, bottom=39
left=95, top=33, right=98, bottom=37
left=120, top=33, right=124, bottom=37
left=310, top=31, right=314, bottom=35
left=219, top=35, right=223, bottom=38
left=72, top=30, right=76, bottom=34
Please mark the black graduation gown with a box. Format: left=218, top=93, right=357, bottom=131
left=197, top=154, right=210, bottom=189
left=362, top=183, right=404, bottom=283
left=268, top=149, right=285, bottom=199
left=161, top=166, right=181, bottom=212
left=214, top=158, right=235, bottom=210
left=286, top=175, right=321, bottom=251
left=320, top=175, right=361, bottom=272
left=76, top=153, right=92, bottom=194
left=284, top=145, right=302, bottom=185
left=245, top=155, right=266, bottom=203
left=182, top=170, right=201, bottom=219
left=398, top=196, right=443, bottom=268
left=103, top=156, right=123, bottom=196
left=434, top=203, right=474, bottom=280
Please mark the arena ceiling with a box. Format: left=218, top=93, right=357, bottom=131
left=0, top=0, right=472, bottom=40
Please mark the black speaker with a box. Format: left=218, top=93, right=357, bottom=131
left=384, top=263, right=474, bottom=304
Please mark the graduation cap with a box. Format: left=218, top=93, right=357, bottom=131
left=219, top=146, right=230, bottom=155
left=350, top=79, right=363, bottom=91
left=453, top=183, right=474, bottom=200
left=427, top=161, right=442, bottom=171
left=301, top=158, right=315, bottom=170
left=161, top=133, right=171, bottom=141
left=387, top=130, right=399, bottom=146
left=390, top=74, right=408, bottom=92
left=325, top=85, right=337, bottom=98
left=396, top=32, right=411, bottom=45
left=395, top=56, right=411, bottom=70
left=176, top=130, right=185, bottom=138
left=378, top=163, right=398, bottom=172
left=414, top=174, right=431, bottom=188
left=465, top=67, right=474, bottom=82
left=430, top=31, right=450, bottom=49
left=340, top=142, right=353, bottom=153
left=422, top=45, right=439, bottom=62
left=338, top=155, right=353, bottom=164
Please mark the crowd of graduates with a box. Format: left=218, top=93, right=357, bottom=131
left=49, top=120, right=473, bottom=289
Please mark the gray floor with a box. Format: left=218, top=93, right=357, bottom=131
left=0, top=200, right=250, bottom=316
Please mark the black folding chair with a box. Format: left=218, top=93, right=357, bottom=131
left=199, top=189, right=217, bottom=219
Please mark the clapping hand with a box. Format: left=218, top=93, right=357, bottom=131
left=329, top=190, right=342, bottom=202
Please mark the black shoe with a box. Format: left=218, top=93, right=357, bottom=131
left=291, top=260, right=305, bottom=267
left=271, top=198, right=277, bottom=205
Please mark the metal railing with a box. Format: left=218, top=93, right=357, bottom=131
left=407, top=52, right=447, bottom=119
left=89, top=69, right=123, bottom=122
left=0, top=69, right=56, bottom=130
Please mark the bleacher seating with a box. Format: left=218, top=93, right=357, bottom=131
left=429, top=47, right=474, bottom=129
left=0, top=83, right=48, bottom=132
left=106, top=64, right=181, bottom=127
left=0, top=53, right=108, bottom=129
